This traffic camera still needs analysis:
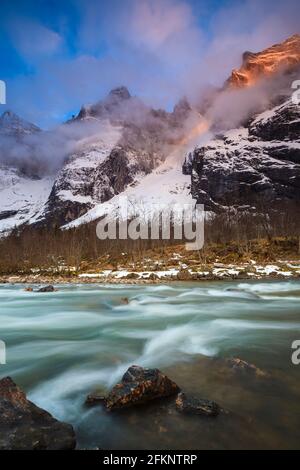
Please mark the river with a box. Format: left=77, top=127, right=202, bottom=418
left=0, top=280, right=300, bottom=449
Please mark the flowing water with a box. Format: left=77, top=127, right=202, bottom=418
left=0, top=280, right=300, bottom=449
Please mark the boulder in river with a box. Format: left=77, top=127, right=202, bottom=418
left=37, top=285, right=55, bottom=293
left=175, top=392, right=220, bottom=417
left=226, top=358, right=269, bottom=378
left=0, top=377, right=76, bottom=450
left=105, top=365, right=181, bottom=411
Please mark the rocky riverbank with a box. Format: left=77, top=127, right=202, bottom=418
left=0, top=259, right=299, bottom=286
left=1, top=237, right=299, bottom=285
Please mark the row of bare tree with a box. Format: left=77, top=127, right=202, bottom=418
left=0, top=203, right=299, bottom=273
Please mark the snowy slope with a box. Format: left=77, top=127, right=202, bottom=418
left=64, top=158, right=194, bottom=228
left=62, top=118, right=205, bottom=229
left=34, top=121, right=124, bottom=226
left=0, top=111, right=51, bottom=234
left=0, top=166, right=53, bottom=235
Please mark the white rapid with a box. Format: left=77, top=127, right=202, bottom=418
left=0, top=280, right=300, bottom=449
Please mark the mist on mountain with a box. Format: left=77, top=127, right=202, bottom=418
left=1, top=29, right=300, bottom=180
left=0, top=87, right=202, bottom=177
left=206, top=66, right=300, bottom=131
left=0, top=113, right=125, bottom=177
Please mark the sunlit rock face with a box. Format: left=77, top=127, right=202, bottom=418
left=226, top=34, right=300, bottom=88
left=186, top=34, right=300, bottom=213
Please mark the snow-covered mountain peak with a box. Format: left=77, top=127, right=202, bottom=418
left=0, top=111, right=40, bottom=136
left=76, top=86, right=139, bottom=123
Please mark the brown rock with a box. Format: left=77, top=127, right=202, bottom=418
left=37, top=285, right=55, bottom=293
left=0, top=377, right=76, bottom=450
left=226, top=358, right=269, bottom=378
left=177, top=270, right=193, bottom=281
left=125, top=273, right=139, bottom=280
left=175, top=392, right=220, bottom=417
left=147, top=273, right=158, bottom=280
left=227, top=35, right=300, bottom=89
left=105, top=365, right=180, bottom=411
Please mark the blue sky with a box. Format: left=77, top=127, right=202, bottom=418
left=0, top=0, right=299, bottom=128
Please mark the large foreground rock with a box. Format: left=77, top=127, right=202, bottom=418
left=106, top=365, right=180, bottom=411
left=0, top=377, right=76, bottom=450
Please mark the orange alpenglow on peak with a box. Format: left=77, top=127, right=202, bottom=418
left=226, top=34, right=300, bottom=88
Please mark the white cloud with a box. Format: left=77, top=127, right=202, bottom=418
left=125, top=0, right=194, bottom=49
left=9, top=18, right=63, bottom=61
left=4, top=0, right=300, bottom=127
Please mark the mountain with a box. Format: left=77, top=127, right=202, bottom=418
left=185, top=34, right=300, bottom=213
left=0, top=111, right=40, bottom=137
left=0, top=35, right=299, bottom=235
left=0, top=112, right=52, bottom=235
left=0, top=90, right=191, bottom=232
left=24, top=87, right=199, bottom=228
left=226, top=34, right=300, bottom=88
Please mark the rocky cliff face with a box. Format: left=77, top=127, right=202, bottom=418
left=226, top=34, right=300, bottom=88
left=186, top=34, right=300, bottom=213
left=187, top=97, right=300, bottom=212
